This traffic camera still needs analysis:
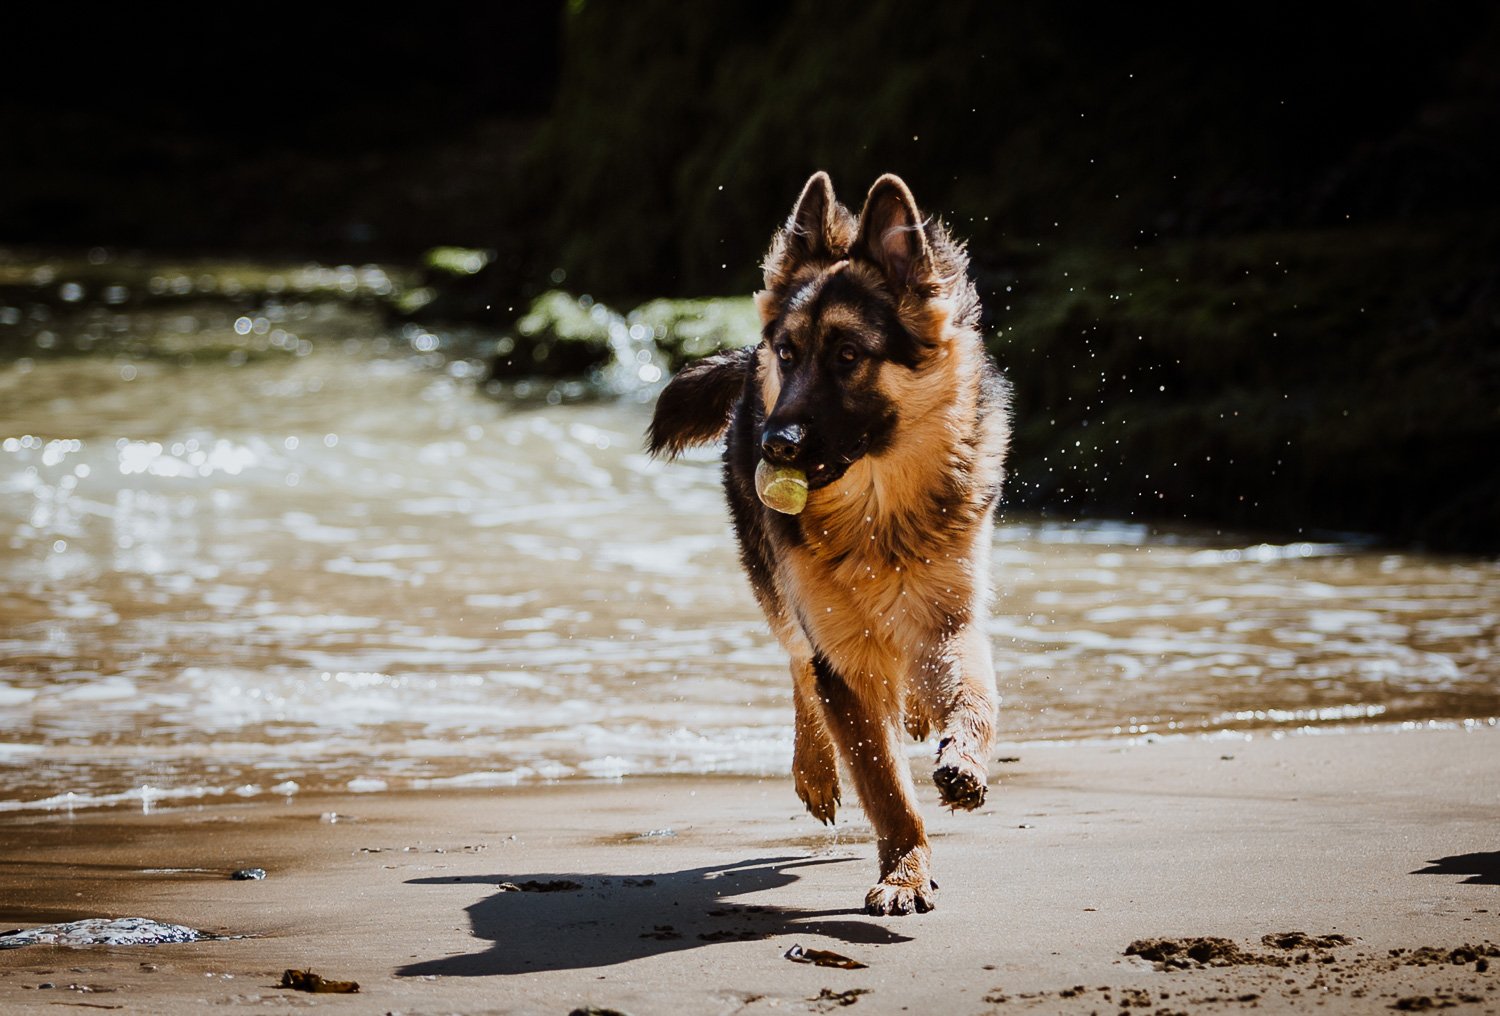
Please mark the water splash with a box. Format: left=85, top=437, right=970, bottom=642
left=601, top=309, right=669, bottom=397
left=0, top=274, right=1496, bottom=813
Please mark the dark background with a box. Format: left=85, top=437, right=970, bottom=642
left=3, top=3, right=1497, bottom=550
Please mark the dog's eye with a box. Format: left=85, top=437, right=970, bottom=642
left=775, top=343, right=794, bottom=364
left=836, top=344, right=861, bottom=365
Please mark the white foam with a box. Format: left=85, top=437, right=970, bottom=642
left=346, top=777, right=388, bottom=793
left=57, top=676, right=138, bottom=702
left=0, top=917, right=214, bottom=948
left=0, top=784, right=226, bottom=814
left=0, top=686, right=39, bottom=707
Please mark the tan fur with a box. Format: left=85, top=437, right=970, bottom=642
left=756, top=342, right=780, bottom=412
left=653, top=171, right=1009, bottom=917
left=775, top=300, right=1005, bottom=716
left=768, top=247, right=1006, bottom=914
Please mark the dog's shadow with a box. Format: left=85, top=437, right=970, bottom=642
left=1411, top=851, right=1500, bottom=886
left=397, top=854, right=911, bottom=976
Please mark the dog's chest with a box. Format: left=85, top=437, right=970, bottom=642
left=781, top=521, right=972, bottom=682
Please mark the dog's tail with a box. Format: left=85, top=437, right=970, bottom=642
left=647, top=346, right=756, bottom=458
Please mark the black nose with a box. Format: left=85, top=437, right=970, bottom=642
left=761, top=422, right=805, bottom=465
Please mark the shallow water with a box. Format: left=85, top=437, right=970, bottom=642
left=1, top=265, right=1496, bottom=812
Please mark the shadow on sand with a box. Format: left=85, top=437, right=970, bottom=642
left=1411, top=851, right=1500, bottom=886
left=397, top=854, right=912, bottom=976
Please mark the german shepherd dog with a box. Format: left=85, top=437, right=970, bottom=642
left=648, top=172, right=1010, bottom=915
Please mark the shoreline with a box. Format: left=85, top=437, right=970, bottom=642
left=3, top=717, right=1495, bottom=818
left=2, top=726, right=1496, bottom=1013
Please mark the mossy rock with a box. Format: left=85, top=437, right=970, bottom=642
left=422, top=247, right=491, bottom=277
left=487, top=290, right=616, bottom=379
left=627, top=296, right=759, bottom=371
left=486, top=291, right=757, bottom=380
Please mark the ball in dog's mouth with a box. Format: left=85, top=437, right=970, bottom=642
left=755, top=459, right=808, bottom=515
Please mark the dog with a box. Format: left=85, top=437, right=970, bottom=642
left=648, top=171, right=1010, bottom=915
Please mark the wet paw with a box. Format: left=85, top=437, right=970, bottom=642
left=864, top=878, right=937, bottom=916
left=793, top=720, right=840, bottom=825
left=795, top=772, right=840, bottom=825
left=902, top=695, right=932, bottom=741
left=934, top=737, right=988, bottom=810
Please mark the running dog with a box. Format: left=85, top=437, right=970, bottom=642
left=648, top=171, right=1010, bottom=915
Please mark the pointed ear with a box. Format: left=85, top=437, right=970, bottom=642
left=786, top=170, right=836, bottom=261
left=853, top=174, right=931, bottom=294
left=764, top=172, right=839, bottom=290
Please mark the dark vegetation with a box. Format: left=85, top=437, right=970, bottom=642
left=2, top=3, right=1496, bottom=549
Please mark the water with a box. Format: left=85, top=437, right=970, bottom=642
left=1, top=258, right=1496, bottom=812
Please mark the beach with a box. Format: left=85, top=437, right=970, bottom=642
left=1, top=727, right=1495, bottom=1014
left=4, top=15, right=1500, bottom=1013
left=2, top=268, right=1497, bottom=1015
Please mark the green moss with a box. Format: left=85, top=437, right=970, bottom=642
left=490, top=290, right=616, bottom=378
left=394, top=287, right=437, bottom=314
left=628, top=296, right=758, bottom=370
left=487, top=291, right=759, bottom=379
left=516, top=290, right=609, bottom=342
left=423, top=247, right=491, bottom=277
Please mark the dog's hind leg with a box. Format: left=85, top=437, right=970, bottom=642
left=791, top=656, right=840, bottom=825
left=918, top=624, right=998, bottom=811
left=812, top=656, right=934, bottom=916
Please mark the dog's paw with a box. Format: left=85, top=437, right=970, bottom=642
left=933, top=737, right=988, bottom=811
left=864, top=846, right=935, bottom=916
left=793, top=748, right=840, bottom=825
left=795, top=772, right=840, bottom=825
left=902, top=693, right=932, bottom=741
left=864, top=877, right=937, bottom=916
left=793, top=727, right=841, bottom=825
left=903, top=712, right=931, bottom=741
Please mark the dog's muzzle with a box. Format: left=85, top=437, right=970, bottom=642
left=760, top=422, right=805, bottom=466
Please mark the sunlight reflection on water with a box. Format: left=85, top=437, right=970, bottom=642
left=0, top=294, right=1496, bottom=812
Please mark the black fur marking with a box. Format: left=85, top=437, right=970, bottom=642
left=811, top=653, right=846, bottom=703
left=815, top=270, right=923, bottom=369
left=647, top=346, right=756, bottom=458
left=724, top=375, right=804, bottom=595
left=649, top=172, right=1012, bottom=917
left=758, top=271, right=912, bottom=486
left=861, top=406, right=900, bottom=459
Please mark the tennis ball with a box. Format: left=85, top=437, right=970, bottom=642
left=755, top=459, right=808, bottom=515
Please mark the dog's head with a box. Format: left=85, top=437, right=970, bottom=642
left=753, top=172, right=979, bottom=490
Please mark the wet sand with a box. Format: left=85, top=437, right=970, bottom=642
left=1, top=728, right=1496, bottom=1015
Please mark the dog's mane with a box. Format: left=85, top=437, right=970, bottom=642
left=921, top=218, right=981, bottom=332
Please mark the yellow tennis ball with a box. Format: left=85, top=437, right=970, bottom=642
left=755, top=459, right=808, bottom=515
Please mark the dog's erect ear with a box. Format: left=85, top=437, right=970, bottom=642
left=787, top=171, right=836, bottom=261
left=853, top=174, right=932, bottom=295
left=764, top=171, right=839, bottom=291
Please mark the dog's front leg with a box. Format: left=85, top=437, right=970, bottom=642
left=916, top=623, right=999, bottom=811
left=791, top=657, right=840, bottom=824
left=812, top=656, right=934, bottom=916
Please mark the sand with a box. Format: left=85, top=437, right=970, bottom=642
left=1, top=727, right=1496, bottom=1014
